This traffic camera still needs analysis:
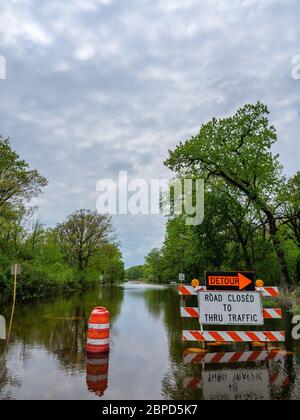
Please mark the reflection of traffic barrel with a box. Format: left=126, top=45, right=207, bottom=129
left=86, top=307, right=110, bottom=354
left=87, top=353, right=109, bottom=397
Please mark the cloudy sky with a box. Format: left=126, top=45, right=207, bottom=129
left=0, top=0, right=299, bottom=267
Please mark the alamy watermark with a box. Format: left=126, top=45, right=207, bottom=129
left=292, top=316, right=300, bottom=340
left=0, top=55, right=6, bottom=80
left=291, top=55, right=300, bottom=80
left=96, top=171, right=204, bottom=226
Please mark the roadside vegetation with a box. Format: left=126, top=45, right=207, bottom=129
left=128, top=103, right=299, bottom=290
left=0, top=136, right=124, bottom=303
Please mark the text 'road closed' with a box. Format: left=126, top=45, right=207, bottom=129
left=198, top=291, right=264, bottom=326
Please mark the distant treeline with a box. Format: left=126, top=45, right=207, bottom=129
left=0, top=136, right=124, bottom=303
left=127, top=103, right=299, bottom=289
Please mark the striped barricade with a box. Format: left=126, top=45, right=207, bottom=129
left=179, top=285, right=279, bottom=297
left=86, top=307, right=110, bottom=354
left=183, top=349, right=289, bottom=365
left=181, top=307, right=283, bottom=320
left=178, top=283, right=284, bottom=344
left=182, top=330, right=285, bottom=343
left=183, top=350, right=290, bottom=392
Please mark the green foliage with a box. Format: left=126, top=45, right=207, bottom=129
left=0, top=136, right=48, bottom=210
left=0, top=137, right=124, bottom=303
left=125, top=265, right=145, bottom=281
left=56, top=210, right=115, bottom=272
left=144, top=248, right=164, bottom=283
left=164, top=102, right=298, bottom=288
left=88, top=243, right=125, bottom=284
left=140, top=103, right=299, bottom=288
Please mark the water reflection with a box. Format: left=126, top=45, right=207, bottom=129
left=0, top=284, right=299, bottom=399
left=181, top=349, right=293, bottom=400
left=86, top=352, right=110, bottom=397
left=0, top=286, right=124, bottom=399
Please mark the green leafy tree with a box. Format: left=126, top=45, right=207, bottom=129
left=57, top=210, right=114, bottom=273
left=0, top=137, right=48, bottom=211
left=165, top=102, right=292, bottom=288
left=125, top=265, right=145, bottom=281
left=89, top=243, right=125, bottom=284
left=279, top=173, right=300, bottom=247
left=144, top=248, right=164, bottom=283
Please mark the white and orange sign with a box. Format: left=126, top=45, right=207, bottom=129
left=206, top=271, right=255, bottom=291
left=198, top=291, right=264, bottom=326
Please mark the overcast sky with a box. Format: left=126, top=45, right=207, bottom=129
left=0, top=0, right=299, bottom=268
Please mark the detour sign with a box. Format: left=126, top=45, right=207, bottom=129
left=206, top=272, right=255, bottom=291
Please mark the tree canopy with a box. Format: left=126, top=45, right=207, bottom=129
left=165, top=102, right=295, bottom=288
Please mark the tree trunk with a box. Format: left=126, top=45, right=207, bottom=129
left=268, top=215, right=292, bottom=289
left=296, top=255, right=300, bottom=284
left=241, top=242, right=252, bottom=269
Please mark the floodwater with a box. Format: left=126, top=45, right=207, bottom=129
left=0, top=283, right=299, bottom=400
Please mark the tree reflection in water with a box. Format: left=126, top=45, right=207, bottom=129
left=0, top=286, right=124, bottom=398
left=141, top=285, right=300, bottom=400
left=0, top=285, right=300, bottom=400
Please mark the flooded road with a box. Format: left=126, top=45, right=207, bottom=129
left=0, top=283, right=300, bottom=400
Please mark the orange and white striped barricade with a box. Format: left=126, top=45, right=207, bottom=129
left=86, top=307, right=110, bottom=354
left=178, top=283, right=285, bottom=344
left=181, top=307, right=283, bottom=320
left=183, top=349, right=289, bottom=365
left=182, top=330, right=285, bottom=343
left=179, top=285, right=280, bottom=297
left=184, top=356, right=290, bottom=395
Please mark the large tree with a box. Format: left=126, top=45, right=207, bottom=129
left=144, top=248, right=164, bottom=283
left=165, top=102, right=292, bottom=288
left=125, top=265, right=145, bottom=281
left=57, top=210, right=114, bottom=272
left=0, top=136, right=48, bottom=211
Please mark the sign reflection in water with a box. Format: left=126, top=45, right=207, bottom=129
left=183, top=349, right=292, bottom=400
left=0, top=285, right=299, bottom=399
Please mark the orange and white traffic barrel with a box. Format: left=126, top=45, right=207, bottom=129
left=86, top=353, right=109, bottom=397
left=86, top=307, right=110, bottom=354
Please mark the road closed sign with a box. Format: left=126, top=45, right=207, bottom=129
left=198, top=291, right=264, bottom=326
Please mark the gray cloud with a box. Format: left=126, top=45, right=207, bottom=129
left=0, top=0, right=299, bottom=267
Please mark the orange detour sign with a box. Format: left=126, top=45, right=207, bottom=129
left=206, top=271, right=255, bottom=291
left=86, top=307, right=110, bottom=354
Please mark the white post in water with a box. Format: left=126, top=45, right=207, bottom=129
left=7, top=264, right=22, bottom=342
left=0, top=315, right=6, bottom=340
